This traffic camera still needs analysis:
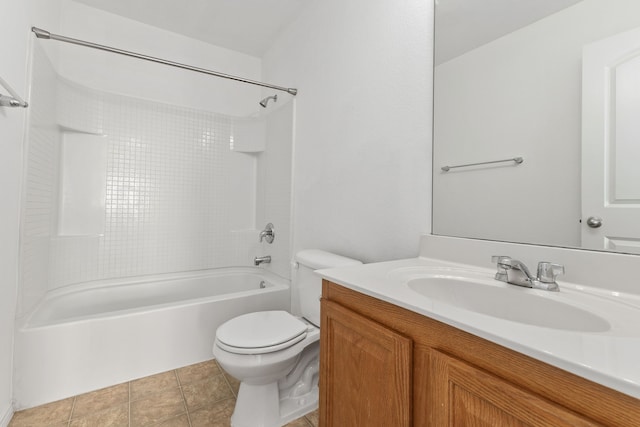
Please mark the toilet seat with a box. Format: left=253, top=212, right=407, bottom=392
left=216, top=311, right=308, bottom=355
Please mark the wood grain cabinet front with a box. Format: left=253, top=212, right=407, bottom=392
left=319, top=299, right=412, bottom=427
left=320, top=280, right=640, bottom=427
left=428, top=350, right=600, bottom=426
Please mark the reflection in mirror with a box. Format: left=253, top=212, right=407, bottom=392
left=433, top=0, right=640, bottom=254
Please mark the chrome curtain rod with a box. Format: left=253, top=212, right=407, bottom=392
left=31, top=27, right=298, bottom=96
left=441, top=156, right=523, bottom=172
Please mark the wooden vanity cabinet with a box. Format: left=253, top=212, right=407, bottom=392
left=319, top=280, right=640, bottom=427
left=319, top=299, right=412, bottom=426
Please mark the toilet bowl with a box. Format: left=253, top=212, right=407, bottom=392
left=213, top=311, right=319, bottom=385
left=212, top=250, right=362, bottom=427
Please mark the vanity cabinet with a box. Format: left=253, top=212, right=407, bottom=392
left=429, top=350, right=596, bottom=426
left=319, top=280, right=640, bottom=427
left=320, top=298, right=412, bottom=426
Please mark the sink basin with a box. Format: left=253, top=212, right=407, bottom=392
left=407, top=275, right=610, bottom=332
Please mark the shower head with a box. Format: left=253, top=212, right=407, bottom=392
left=259, top=94, right=278, bottom=108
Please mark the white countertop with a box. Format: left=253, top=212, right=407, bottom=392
left=317, top=256, right=640, bottom=400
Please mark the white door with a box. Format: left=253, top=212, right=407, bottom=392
left=582, top=27, right=640, bottom=254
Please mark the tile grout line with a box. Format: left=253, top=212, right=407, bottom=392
left=215, top=360, right=238, bottom=399
left=174, top=369, right=193, bottom=427
left=220, top=373, right=237, bottom=398
left=67, top=396, right=76, bottom=427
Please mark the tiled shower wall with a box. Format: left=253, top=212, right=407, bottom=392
left=19, top=42, right=291, bottom=316
left=51, top=81, right=257, bottom=283
left=19, top=43, right=61, bottom=317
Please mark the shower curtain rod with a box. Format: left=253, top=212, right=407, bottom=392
left=31, top=27, right=298, bottom=96
left=0, top=75, right=28, bottom=108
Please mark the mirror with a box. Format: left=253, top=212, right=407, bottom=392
left=433, top=0, right=640, bottom=254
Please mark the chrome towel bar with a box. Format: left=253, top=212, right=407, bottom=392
left=0, top=75, right=28, bottom=108
left=441, top=156, right=523, bottom=172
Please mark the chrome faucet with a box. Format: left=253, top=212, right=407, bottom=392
left=259, top=223, right=275, bottom=244
left=254, top=255, right=271, bottom=266
left=491, top=256, right=564, bottom=292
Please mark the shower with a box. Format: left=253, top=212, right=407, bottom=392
left=260, top=94, right=278, bottom=108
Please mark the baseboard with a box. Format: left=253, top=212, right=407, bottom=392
left=0, top=403, right=13, bottom=427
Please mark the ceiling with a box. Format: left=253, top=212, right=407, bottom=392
left=435, top=0, right=584, bottom=64
left=73, top=0, right=310, bottom=57
left=73, top=0, right=585, bottom=63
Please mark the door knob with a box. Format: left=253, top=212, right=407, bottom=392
left=586, top=216, right=603, bottom=228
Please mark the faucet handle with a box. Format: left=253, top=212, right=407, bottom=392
left=259, top=223, right=275, bottom=244
left=491, top=256, right=511, bottom=281
left=537, top=262, right=564, bottom=283
left=491, top=255, right=511, bottom=265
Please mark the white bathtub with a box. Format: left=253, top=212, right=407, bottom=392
left=13, top=267, right=290, bottom=409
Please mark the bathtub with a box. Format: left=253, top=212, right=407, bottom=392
left=13, top=267, right=290, bottom=409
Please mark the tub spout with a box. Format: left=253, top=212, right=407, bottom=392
left=254, top=255, right=271, bottom=266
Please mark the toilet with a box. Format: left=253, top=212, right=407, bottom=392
left=212, top=249, right=362, bottom=427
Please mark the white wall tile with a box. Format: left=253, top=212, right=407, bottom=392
left=18, top=42, right=61, bottom=316
left=21, top=60, right=294, bottom=294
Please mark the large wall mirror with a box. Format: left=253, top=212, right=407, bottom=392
left=433, top=0, right=640, bottom=254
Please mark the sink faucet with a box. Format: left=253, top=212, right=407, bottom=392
left=491, top=256, right=564, bottom=292
left=254, top=255, right=271, bottom=266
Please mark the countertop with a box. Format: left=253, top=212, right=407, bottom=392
left=317, top=256, right=640, bottom=400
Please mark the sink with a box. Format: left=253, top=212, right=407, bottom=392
left=407, top=275, right=610, bottom=332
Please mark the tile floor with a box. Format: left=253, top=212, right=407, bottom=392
left=9, top=359, right=319, bottom=427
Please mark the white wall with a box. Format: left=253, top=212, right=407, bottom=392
left=0, top=1, right=62, bottom=423
left=58, top=1, right=262, bottom=117
left=433, top=0, right=640, bottom=248
left=263, top=0, right=433, bottom=264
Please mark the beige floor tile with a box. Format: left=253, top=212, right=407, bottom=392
left=10, top=422, right=67, bottom=427
left=149, top=413, right=190, bottom=427
left=221, top=371, right=240, bottom=397
left=69, top=403, right=128, bottom=427
left=188, top=398, right=235, bottom=427
left=130, top=387, right=186, bottom=427
left=72, top=383, right=129, bottom=418
left=176, top=359, right=220, bottom=385
left=285, top=418, right=312, bottom=427
left=131, top=371, right=179, bottom=401
left=9, top=397, right=74, bottom=426
left=305, top=409, right=319, bottom=427
left=181, top=375, right=233, bottom=412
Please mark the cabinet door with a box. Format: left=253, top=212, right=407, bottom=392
left=428, top=350, right=602, bottom=427
left=320, top=300, right=412, bottom=427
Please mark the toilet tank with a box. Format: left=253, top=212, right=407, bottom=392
left=295, top=249, right=362, bottom=326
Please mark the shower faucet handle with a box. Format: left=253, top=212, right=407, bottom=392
left=259, top=223, right=275, bottom=244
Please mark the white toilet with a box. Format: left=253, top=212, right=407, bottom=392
left=212, top=249, right=362, bottom=427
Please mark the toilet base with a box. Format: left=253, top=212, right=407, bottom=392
left=230, top=343, right=320, bottom=427
left=230, top=382, right=318, bottom=427
left=279, top=385, right=319, bottom=425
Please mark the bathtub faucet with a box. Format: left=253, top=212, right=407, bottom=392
left=259, top=223, right=275, bottom=244
left=254, top=255, right=271, bottom=266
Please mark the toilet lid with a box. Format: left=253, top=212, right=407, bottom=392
left=216, top=311, right=308, bottom=351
